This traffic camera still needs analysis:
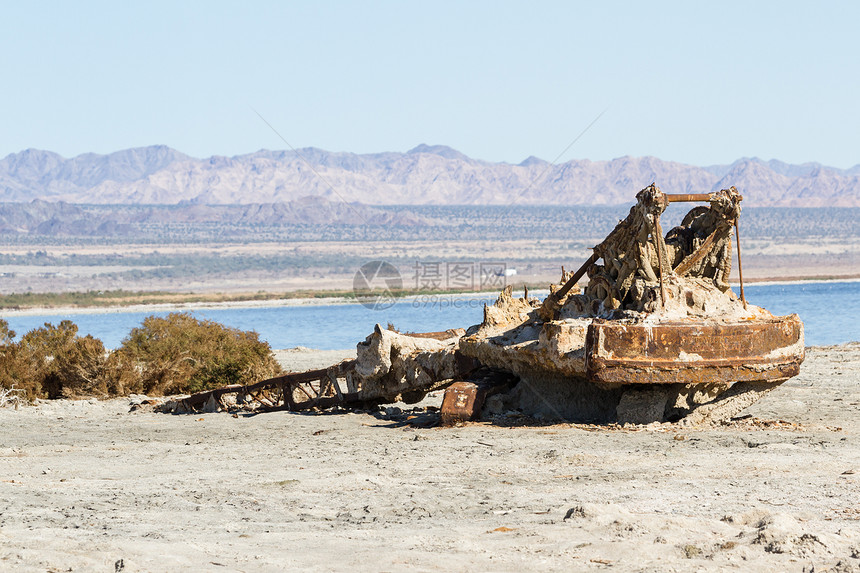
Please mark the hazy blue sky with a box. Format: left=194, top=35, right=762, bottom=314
left=1, top=1, right=858, bottom=167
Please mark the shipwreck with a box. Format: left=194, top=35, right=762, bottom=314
left=161, top=184, right=805, bottom=425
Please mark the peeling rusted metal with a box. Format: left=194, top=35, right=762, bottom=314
left=401, top=328, right=466, bottom=340
left=440, top=370, right=517, bottom=424
left=735, top=220, right=747, bottom=308
left=440, top=381, right=486, bottom=425
left=168, top=360, right=364, bottom=414
left=586, top=314, right=804, bottom=385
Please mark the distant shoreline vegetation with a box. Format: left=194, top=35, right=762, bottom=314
left=0, top=287, right=514, bottom=311
left=2, top=275, right=859, bottom=312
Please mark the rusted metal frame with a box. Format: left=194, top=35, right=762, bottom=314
left=587, top=318, right=802, bottom=359
left=589, top=362, right=801, bottom=385
left=279, top=381, right=298, bottom=410
left=178, top=361, right=356, bottom=410
left=543, top=252, right=599, bottom=311
left=663, top=193, right=744, bottom=204
left=275, top=380, right=341, bottom=412
left=278, top=368, right=356, bottom=412
left=665, top=191, right=745, bottom=292
left=263, top=387, right=283, bottom=409
left=261, top=362, right=354, bottom=389
left=673, top=227, right=721, bottom=276
left=592, top=354, right=801, bottom=368
left=291, top=380, right=317, bottom=402
left=734, top=221, right=747, bottom=309
left=652, top=215, right=668, bottom=307
left=264, top=391, right=367, bottom=413
left=403, top=329, right=462, bottom=340
left=585, top=316, right=803, bottom=385
left=664, top=193, right=713, bottom=203
left=328, top=370, right=344, bottom=401
left=286, top=373, right=333, bottom=410
left=546, top=191, right=741, bottom=314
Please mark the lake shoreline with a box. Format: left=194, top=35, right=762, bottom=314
left=2, top=275, right=859, bottom=317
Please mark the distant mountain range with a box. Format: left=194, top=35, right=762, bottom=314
left=0, top=196, right=425, bottom=236
left=1, top=144, right=858, bottom=207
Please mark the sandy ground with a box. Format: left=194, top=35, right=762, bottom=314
left=1, top=344, right=860, bottom=572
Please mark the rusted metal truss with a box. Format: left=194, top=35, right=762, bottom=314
left=160, top=360, right=364, bottom=414
left=541, top=186, right=746, bottom=320
left=159, top=328, right=475, bottom=415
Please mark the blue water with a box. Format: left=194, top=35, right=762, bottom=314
left=0, top=294, right=494, bottom=350
left=1, top=282, right=858, bottom=349
left=738, top=281, right=860, bottom=346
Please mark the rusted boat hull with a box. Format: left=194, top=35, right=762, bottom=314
left=586, top=314, right=804, bottom=386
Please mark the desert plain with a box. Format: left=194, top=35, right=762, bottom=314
left=1, top=343, right=859, bottom=572
left=1, top=234, right=858, bottom=297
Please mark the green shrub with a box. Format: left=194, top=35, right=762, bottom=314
left=18, top=320, right=79, bottom=399
left=0, top=319, right=110, bottom=399
left=0, top=321, right=33, bottom=399
left=0, top=320, right=15, bottom=345
left=52, top=335, right=111, bottom=398
left=107, top=312, right=282, bottom=396
left=0, top=314, right=282, bottom=399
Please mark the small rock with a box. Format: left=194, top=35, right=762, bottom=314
left=564, top=506, right=589, bottom=520
left=681, top=544, right=701, bottom=559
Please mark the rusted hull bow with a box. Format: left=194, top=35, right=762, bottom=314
left=586, top=315, right=804, bottom=385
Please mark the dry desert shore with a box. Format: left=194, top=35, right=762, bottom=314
left=1, top=344, right=859, bottom=572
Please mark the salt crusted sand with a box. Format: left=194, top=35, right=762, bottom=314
left=1, top=344, right=859, bottom=572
